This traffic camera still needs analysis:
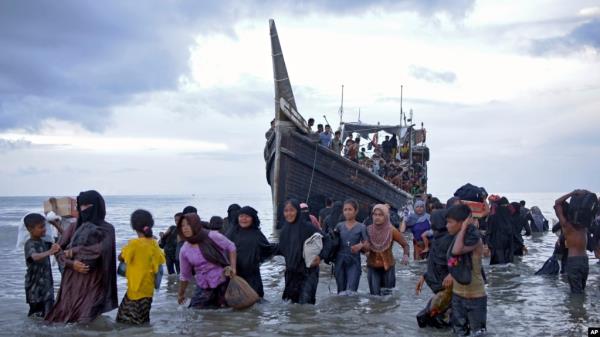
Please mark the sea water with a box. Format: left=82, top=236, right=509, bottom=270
left=0, top=193, right=598, bottom=337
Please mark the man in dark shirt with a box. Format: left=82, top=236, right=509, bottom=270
left=318, top=198, right=334, bottom=231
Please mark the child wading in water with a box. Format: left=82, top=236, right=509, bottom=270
left=334, top=199, right=368, bottom=294
left=116, top=209, right=165, bottom=324
left=23, top=213, right=61, bottom=317
left=446, top=204, right=487, bottom=336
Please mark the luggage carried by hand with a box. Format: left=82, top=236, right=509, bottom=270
left=223, top=267, right=260, bottom=310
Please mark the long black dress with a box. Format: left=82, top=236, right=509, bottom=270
left=226, top=227, right=275, bottom=298
left=488, top=204, right=515, bottom=265
left=276, top=201, right=322, bottom=304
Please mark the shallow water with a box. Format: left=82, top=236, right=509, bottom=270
left=0, top=193, right=598, bottom=337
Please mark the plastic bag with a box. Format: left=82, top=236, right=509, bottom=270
left=430, top=287, right=452, bottom=316
left=224, top=273, right=260, bottom=310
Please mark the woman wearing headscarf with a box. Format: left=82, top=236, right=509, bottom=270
left=223, top=204, right=241, bottom=235
left=525, top=206, right=549, bottom=233
left=275, top=199, right=323, bottom=304
left=401, top=200, right=431, bottom=260
left=415, top=208, right=454, bottom=329
left=45, top=190, right=118, bottom=324
left=509, top=202, right=531, bottom=257
left=487, top=197, right=515, bottom=265
left=366, top=204, right=409, bottom=296
left=226, top=206, right=276, bottom=298
left=177, top=213, right=236, bottom=309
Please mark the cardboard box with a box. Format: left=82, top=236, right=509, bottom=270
left=461, top=200, right=487, bottom=218
left=43, top=197, right=77, bottom=217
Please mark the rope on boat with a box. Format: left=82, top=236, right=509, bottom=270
left=305, top=142, right=319, bottom=203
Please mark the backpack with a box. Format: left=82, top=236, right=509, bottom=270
left=454, top=183, right=486, bottom=202
left=567, top=192, right=599, bottom=228
left=322, top=228, right=340, bottom=264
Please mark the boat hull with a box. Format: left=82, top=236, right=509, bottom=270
left=266, top=127, right=412, bottom=226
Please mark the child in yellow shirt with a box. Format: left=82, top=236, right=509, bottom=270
left=116, top=209, right=165, bottom=324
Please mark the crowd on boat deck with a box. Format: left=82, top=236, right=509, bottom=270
left=297, top=118, right=428, bottom=195
left=18, top=186, right=600, bottom=335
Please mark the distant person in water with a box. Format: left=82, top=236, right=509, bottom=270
left=116, top=209, right=165, bottom=324
left=223, top=204, right=241, bottom=235
left=415, top=207, right=454, bottom=329
left=275, top=199, right=323, bottom=304
left=207, top=216, right=224, bottom=231
left=525, top=206, right=549, bottom=233
left=159, top=212, right=181, bottom=275
left=446, top=204, right=487, bottom=336
left=334, top=199, right=368, bottom=294
left=401, top=200, right=431, bottom=261
left=300, top=202, right=321, bottom=230
left=509, top=202, right=531, bottom=257
left=46, top=190, right=118, bottom=324
left=23, top=213, right=61, bottom=318
left=554, top=190, right=596, bottom=294
left=177, top=213, right=237, bottom=309
left=318, top=198, right=334, bottom=230
left=366, top=204, right=409, bottom=296
left=487, top=197, right=515, bottom=265
left=226, top=206, right=276, bottom=298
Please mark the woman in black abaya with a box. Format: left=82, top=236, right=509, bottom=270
left=275, top=199, right=323, bottom=304
left=226, top=206, right=275, bottom=298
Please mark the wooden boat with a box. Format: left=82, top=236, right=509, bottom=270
left=265, top=19, right=428, bottom=227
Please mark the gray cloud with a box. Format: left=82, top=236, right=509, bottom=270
left=530, top=19, right=600, bottom=55
left=409, top=65, right=457, bottom=84
left=0, top=0, right=475, bottom=132
left=0, top=138, right=32, bottom=152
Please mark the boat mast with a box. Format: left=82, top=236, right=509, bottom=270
left=270, top=19, right=297, bottom=120
left=400, top=85, right=403, bottom=127
left=339, top=84, right=344, bottom=128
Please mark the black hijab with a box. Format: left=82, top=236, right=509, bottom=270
left=227, top=206, right=261, bottom=237
left=488, top=198, right=514, bottom=247
left=278, top=199, right=317, bottom=272
left=77, top=190, right=106, bottom=228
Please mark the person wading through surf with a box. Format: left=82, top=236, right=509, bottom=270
left=334, top=199, right=368, bottom=294
left=554, top=190, right=598, bottom=294
left=401, top=200, right=431, bottom=261
left=177, top=213, right=237, bottom=309
left=415, top=205, right=456, bottom=329
left=365, top=204, right=409, bottom=296
left=45, top=190, right=118, bottom=324
left=226, top=206, right=276, bottom=298
left=487, top=197, right=515, bottom=265
left=275, top=199, right=324, bottom=304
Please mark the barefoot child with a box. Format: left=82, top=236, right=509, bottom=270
left=116, top=209, right=165, bottom=324
left=23, top=213, right=61, bottom=317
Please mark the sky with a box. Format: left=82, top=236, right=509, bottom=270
left=1, top=0, right=599, bottom=197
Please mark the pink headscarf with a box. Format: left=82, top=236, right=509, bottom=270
left=368, top=204, right=393, bottom=253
